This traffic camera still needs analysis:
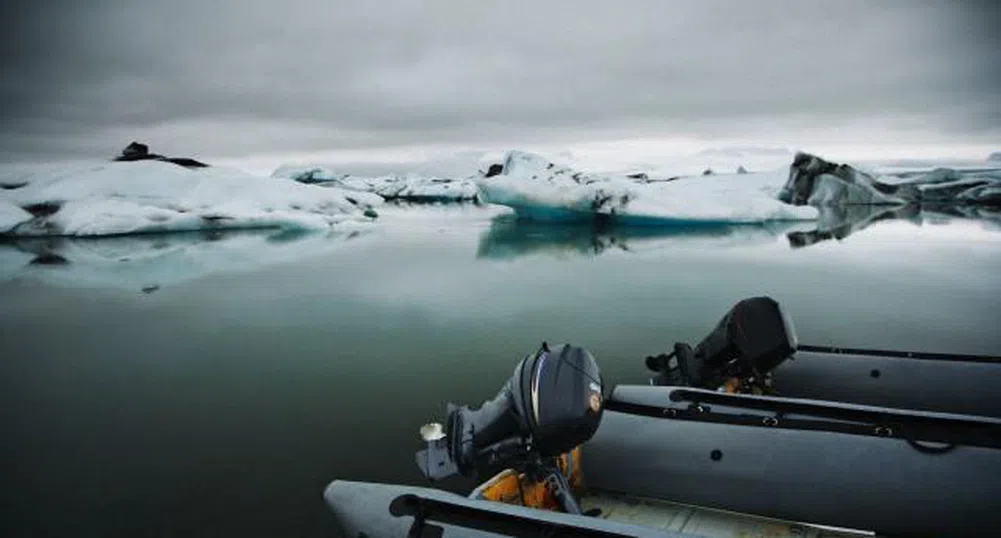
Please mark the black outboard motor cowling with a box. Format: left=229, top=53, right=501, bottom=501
left=647, top=297, right=797, bottom=389
left=515, top=343, right=604, bottom=457
left=418, top=343, right=603, bottom=481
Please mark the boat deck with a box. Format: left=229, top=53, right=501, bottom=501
left=581, top=492, right=872, bottom=538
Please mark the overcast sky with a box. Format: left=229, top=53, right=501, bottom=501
left=1, top=0, right=998, bottom=167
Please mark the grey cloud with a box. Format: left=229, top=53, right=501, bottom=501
left=1, top=0, right=999, bottom=161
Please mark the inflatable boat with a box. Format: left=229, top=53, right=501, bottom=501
left=325, top=335, right=1001, bottom=537
left=643, top=297, right=1001, bottom=417
left=770, top=344, right=1001, bottom=417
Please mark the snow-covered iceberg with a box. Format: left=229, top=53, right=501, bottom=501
left=475, top=151, right=817, bottom=225
left=271, top=165, right=344, bottom=184
left=339, top=174, right=478, bottom=203
left=0, top=160, right=382, bottom=237
left=0, top=198, right=33, bottom=233
left=475, top=151, right=1001, bottom=227
left=272, top=166, right=478, bottom=203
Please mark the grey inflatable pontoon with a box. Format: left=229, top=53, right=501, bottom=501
left=772, top=345, right=1001, bottom=417
left=643, top=297, right=1001, bottom=418
left=325, top=384, right=1001, bottom=537
left=591, top=385, right=1001, bottom=537
left=324, top=479, right=869, bottom=538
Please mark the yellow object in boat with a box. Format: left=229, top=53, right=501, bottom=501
left=473, top=446, right=582, bottom=511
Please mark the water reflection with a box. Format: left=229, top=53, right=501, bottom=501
left=2, top=206, right=999, bottom=538
left=923, top=205, right=1001, bottom=229
left=4, top=205, right=999, bottom=288
left=478, top=206, right=1001, bottom=259
left=787, top=205, right=922, bottom=248
left=476, top=216, right=806, bottom=259
left=789, top=205, right=1001, bottom=248
left=0, top=227, right=365, bottom=290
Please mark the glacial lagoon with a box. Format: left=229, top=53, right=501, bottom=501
left=1, top=206, right=999, bottom=537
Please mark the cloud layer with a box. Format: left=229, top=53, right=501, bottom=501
left=1, top=0, right=998, bottom=161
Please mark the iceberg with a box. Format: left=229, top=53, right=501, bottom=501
left=0, top=198, right=33, bottom=233
left=272, top=166, right=479, bottom=203
left=911, top=170, right=1001, bottom=206
left=781, top=153, right=1001, bottom=207
left=339, top=174, right=479, bottom=203
left=476, top=151, right=1001, bottom=227
left=475, top=151, right=817, bottom=225
left=779, top=153, right=916, bottom=206
left=0, top=160, right=382, bottom=237
left=270, top=165, right=344, bottom=184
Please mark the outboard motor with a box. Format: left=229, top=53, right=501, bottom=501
left=416, top=343, right=604, bottom=513
left=647, top=297, right=797, bottom=391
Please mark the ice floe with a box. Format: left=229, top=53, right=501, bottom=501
left=475, top=150, right=818, bottom=225
left=475, top=150, right=1001, bottom=227
left=781, top=153, right=1001, bottom=207
left=0, top=160, right=382, bottom=237
left=272, top=166, right=478, bottom=203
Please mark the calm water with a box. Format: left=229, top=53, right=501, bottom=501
left=2, top=207, right=1000, bottom=537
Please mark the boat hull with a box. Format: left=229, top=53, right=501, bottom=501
left=323, top=480, right=696, bottom=538
left=585, top=385, right=1001, bottom=537
left=773, top=349, right=1001, bottom=417
left=323, top=386, right=1001, bottom=537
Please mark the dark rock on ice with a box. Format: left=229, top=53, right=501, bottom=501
left=120, top=141, right=149, bottom=159
left=113, top=142, right=209, bottom=168
left=22, top=202, right=62, bottom=217
left=163, top=157, right=209, bottom=168
left=485, top=163, right=504, bottom=178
